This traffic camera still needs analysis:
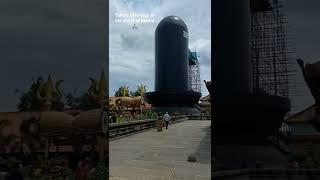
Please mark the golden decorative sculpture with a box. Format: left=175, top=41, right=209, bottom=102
left=88, top=70, right=107, bottom=108
left=35, top=75, right=64, bottom=111
left=2, top=70, right=108, bottom=157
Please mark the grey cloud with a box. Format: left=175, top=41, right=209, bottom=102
left=120, top=33, right=153, bottom=50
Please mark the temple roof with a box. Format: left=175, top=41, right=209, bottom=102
left=285, top=104, right=316, bottom=123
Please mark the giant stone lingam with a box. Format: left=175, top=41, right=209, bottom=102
left=212, top=0, right=291, bottom=169
left=145, top=15, right=201, bottom=114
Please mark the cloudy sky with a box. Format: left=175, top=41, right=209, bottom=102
left=109, top=0, right=211, bottom=97
left=0, top=0, right=107, bottom=112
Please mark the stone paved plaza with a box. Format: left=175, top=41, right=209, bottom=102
left=109, top=120, right=211, bottom=180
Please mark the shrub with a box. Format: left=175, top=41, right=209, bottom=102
left=138, top=109, right=158, bottom=120
left=88, top=161, right=107, bottom=180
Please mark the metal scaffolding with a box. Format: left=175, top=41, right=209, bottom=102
left=189, top=50, right=201, bottom=93
left=249, top=0, right=296, bottom=99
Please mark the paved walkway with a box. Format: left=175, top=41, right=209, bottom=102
left=109, top=120, right=211, bottom=180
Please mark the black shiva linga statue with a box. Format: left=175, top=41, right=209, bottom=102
left=145, top=15, right=201, bottom=114
left=212, top=0, right=291, bottom=169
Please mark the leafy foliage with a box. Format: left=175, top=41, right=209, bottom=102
left=17, top=77, right=44, bottom=111
left=65, top=92, right=79, bottom=109
left=116, top=115, right=125, bottom=123
left=17, top=91, right=33, bottom=111
left=25, top=155, right=47, bottom=178
left=88, top=161, right=107, bottom=180
left=65, top=92, right=100, bottom=110
left=51, top=101, right=65, bottom=111
left=201, top=107, right=211, bottom=115
left=291, top=144, right=320, bottom=169
left=0, top=157, right=21, bottom=171
left=130, top=84, right=146, bottom=97
left=77, top=93, right=101, bottom=110
left=16, top=76, right=64, bottom=111
left=115, top=85, right=130, bottom=97
left=138, top=109, right=158, bottom=120
left=62, top=168, right=76, bottom=180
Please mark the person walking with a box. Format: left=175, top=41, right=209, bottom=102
left=163, top=112, right=171, bottom=129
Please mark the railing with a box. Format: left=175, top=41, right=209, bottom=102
left=184, top=115, right=211, bottom=120
left=108, top=115, right=211, bottom=140
left=109, top=119, right=157, bottom=140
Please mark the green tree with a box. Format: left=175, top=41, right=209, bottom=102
left=88, top=161, right=107, bottom=180
left=65, top=92, right=100, bottom=110
left=17, top=91, right=34, bottom=111
left=131, top=84, right=146, bottom=97
left=115, top=85, right=130, bottom=97
left=16, top=77, right=44, bottom=111
left=65, top=92, right=79, bottom=109
left=77, top=93, right=101, bottom=110
left=16, top=76, right=65, bottom=111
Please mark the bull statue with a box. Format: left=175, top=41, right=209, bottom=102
left=204, top=80, right=212, bottom=103
left=109, top=97, right=122, bottom=111
left=115, top=96, right=146, bottom=112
